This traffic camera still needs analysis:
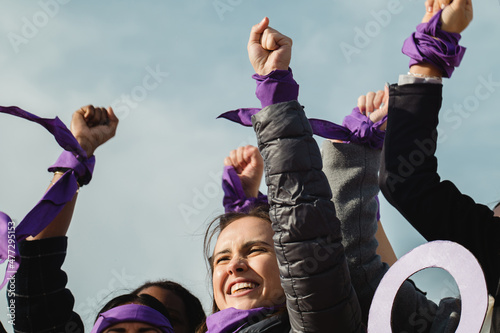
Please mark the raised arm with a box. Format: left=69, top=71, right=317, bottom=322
left=380, top=0, right=500, bottom=295
left=11, top=105, right=118, bottom=333
left=28, top=105, right=118, bottom=240
left=321, top=86, right=445, bottom=328
left=248, top=19, right=363, bottom=332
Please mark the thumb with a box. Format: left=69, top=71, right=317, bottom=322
left=70, top=108, right=87, bottom=135
left=248, top=17, right=269, bottom=45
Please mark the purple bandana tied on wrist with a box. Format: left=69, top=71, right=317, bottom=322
left=402, top=9, right=466, bottom=78
left=219, top=67, right=385, bottom=216
left=253, top=69, right=299, bottom=108
left=219, top=107, right=386, bottom=150
left=219, top=67, right=385, bottom=149
left=91, top=304, right=174, bottom=333
left=222, top=166, right=268, bottom=213
left=0, top=105, right=94, bottom=289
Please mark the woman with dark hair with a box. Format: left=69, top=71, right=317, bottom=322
left=199, top=1, right=487, bottom=330
left=6, top=106, right=205, bottom=333
left=132, top=281, right=206, bottom=333
left=91, top=293, right=173, bottom=333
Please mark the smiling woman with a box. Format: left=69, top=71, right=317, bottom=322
left=197, top=208, right=289, bottom=332
left=195, top=18, right=364, bottom=333
left=212, top=216, right=284, bottom=311
left=203, top=208, right=285, bottom=313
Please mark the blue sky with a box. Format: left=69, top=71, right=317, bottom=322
left=1, top=1, right=500, bottom=331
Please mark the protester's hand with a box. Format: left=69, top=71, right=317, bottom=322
left=224, top=145, right=264, bottom=198
left=357, top=84, right=389, bottom=131
left=423, top=0, right=473, bottom=33
left=70, top=105, right=119, bottom=157
left=248, top=17, right=292, bottom=76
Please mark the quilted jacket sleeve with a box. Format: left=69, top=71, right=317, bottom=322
left=252, top=100, right=363, bottom=333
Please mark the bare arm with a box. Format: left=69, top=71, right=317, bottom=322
left=27, top=105, right=118, bottom=240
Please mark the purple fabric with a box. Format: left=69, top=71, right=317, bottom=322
left=222, top=166, right=268, bottom=213
left=253, top=69, right=299, bottom=108
left=341, top=107, right=387, bottom=149
left=0, top=212, right=19, bottom=289
left=91, top=304, right=174, bottom=333
left=0, top=106, right=87, bottom=158
left=0, top=105, right=94, bottom=289
left=49, top=150, right=95, bottom=186
left=402, top=9, right=466, bottom=78
left=219, top=67, right=385, bottom=148
left=219, top=107, right=387, bottom=150
left=218, top=108, right=256, bottom=126
left=206, top=306, right=281, bottom=333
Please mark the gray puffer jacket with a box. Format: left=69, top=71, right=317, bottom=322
left=251, top=100, right=364, bottom=333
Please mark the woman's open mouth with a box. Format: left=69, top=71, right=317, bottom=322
left=230, top=282, right=259, bottom=295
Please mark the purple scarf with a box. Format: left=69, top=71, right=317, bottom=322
left=206, top=306, right=282, bottom=333
left=402, top=9, right=466, bottom=78
left=218, top=107, right=386, bottom=150
left=91, top=304, right=174, bottom=333
left=0, top=105, right=94, bottom=289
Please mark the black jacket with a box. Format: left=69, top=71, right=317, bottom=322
left=251, top=100, right=364, bottom=332
left=379, top=83, right=500, bottom=332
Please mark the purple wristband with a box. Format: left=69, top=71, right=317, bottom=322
left=341, top=107, right=387, bottom=149
left=402, top=9, right=466, bottom=78
left=222, top=166, right=268, bottom=213
left=253, top=68, right=299, bottom=108
left=49, top=150, right=95, bottom=186
left=219, top=67, right=385, bottom=148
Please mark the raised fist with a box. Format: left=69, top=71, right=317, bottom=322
left=70, top=105, right=119, bottom=158
left=224, top=145, right=264, bottom=198
left=248, top=17, right=293, bottom=76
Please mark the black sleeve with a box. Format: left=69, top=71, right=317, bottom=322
left=7, top=237, right=84, bottom=333
left=379, top=83, right=500, bottom=294
left=253, top=100, right=363, bottom=332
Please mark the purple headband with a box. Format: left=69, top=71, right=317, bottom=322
left=0, top=105, right=94, bottom=289
left=402, top=9, right=466, bottom=78
left=218, top=107, right=386, bottom=150
left=91, top=304, right=174, bottom=333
